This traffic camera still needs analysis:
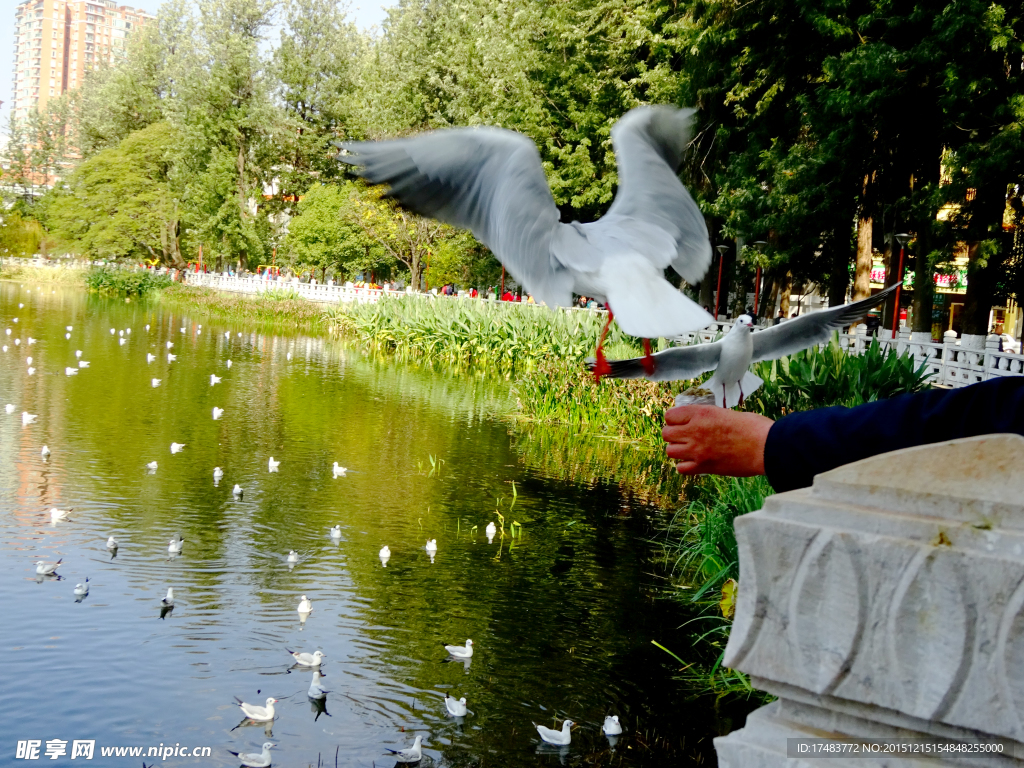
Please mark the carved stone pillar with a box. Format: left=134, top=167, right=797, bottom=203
left=715, top=434, right=1024, bottom=766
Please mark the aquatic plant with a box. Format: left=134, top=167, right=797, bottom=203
left=0, top=262, right=86, bottom=285
left=85, top=266, right=172, bottom=296
left=158, top=284, right=331, bottom=331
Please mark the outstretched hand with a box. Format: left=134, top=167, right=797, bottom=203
left=663, top=405, right=774, bottom=476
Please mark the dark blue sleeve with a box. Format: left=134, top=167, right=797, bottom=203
left=763, top=377, right=1024, bottom=493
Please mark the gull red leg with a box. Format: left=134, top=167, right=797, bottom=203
left=641, top=338, right=655, bottom=376
left=592, top=305, right=614, bottom=382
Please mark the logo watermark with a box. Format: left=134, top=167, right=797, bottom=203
left=15, top=741, right=212, bottom=761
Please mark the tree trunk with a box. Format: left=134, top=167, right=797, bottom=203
left=911, top=220, right=934, bottom=335
left=779, top=271, right=793, bottom=317
left=827, top=229, right=851, bottom=308
left=853, top=173, right=875, bottom=300
left=962, top=182, right=1010, bottom=336
left=699, top=268, right=713, bottom=311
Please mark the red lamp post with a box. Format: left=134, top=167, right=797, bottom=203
left=891, top=233, right=911, bottom=340
left=714, top=244, right=729, bottom=322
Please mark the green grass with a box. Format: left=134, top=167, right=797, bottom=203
left=0, top=261, right=86, bottom=285
left=159, top=284, right=333, bottom=331
left=85, top=266, right=172, bottom=296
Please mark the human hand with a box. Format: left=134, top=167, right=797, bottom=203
left=662, top=405, right=774, bottom=476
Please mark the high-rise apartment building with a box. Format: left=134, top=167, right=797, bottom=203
left=11, top=0, right=154, bottom=122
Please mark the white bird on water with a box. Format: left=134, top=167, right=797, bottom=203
left=235, top=696, right=278, bottom=722
left=535, top=719, right=574, bottom=746
left=307, top=669, right=328, bottom=699
left=332, top=462, right=347, bottom=477
left=110, top=328, right=116, bottom=335
left=233, top=484, right=243, bottom=498
left=226, top=359, right=233, bottom=368
left=444, top=639, right=474, bottom=658
left=224, top=331, right=230, bottom=339
left=74, top=578, right=90, bottom=597
left=145, top=324, right=150, bottom=331
left=379, top=545, right=391, bottom=566
left=228, top=742, right=274, bottom=768
left=286, top=550, right=299, bottom=563
left=167, top=353, right=176, bottom=363
left=118, top=330, right=124, bottom=337
left=603, top=715, right=623, bottom=735
left=146, top=461, right=158, bottom=471
left=297, top=594, right=313, bottom=615
left=119, top=338, right=126, bottom=346
left=288, top=649, right=325, bottom=667
left=65, top=367, right=78, bottom=376
left=166, top=341, right=174, bottom=349
left=210, top=374, right=221, bottom=385
left=596, top=283, right=899, bottom=407
left=41, top=445, right=50, bottom=457
left=6, top=404, right=14, bottom=414
left=106, top=536, right=118, bottom=550
left=75, top=350, right=82, bottom=358
left=445, top=694, right=468, bottom=717
left=78, top=360, right=89, bottom=368
left=151, top=378, right=161, bottom=388
left=213, top=466, right=224, bottom=479
left=212, top=407, right=224, bottom=420
left=27, top=367, right=35, bottom=375
left=162, top=587, right=174, bottom=605
left=170, top=442, right=185, bottom=454
left=425, top=539, right=438, bottom=555
left=26, top=356, right=33, bottom=366
left=168, top=535, right=184, bottom=555
left=485, top=522, right=497, bottom=540
left=268, top=456, right=280, bottom=472
left=384, top=735, right=423, bottom=764
left=64, top=333, right=70, bottom=340
left=286, top=352, right=292, bottom=361
left=180, top=326, right=186, bottom=333
left=329, top=525, right=341, bottom=539
left=35, top=559, right=62, bottom=576
left=146, top=353, right=156, bottom=363
left=50, top=507, right=72, bottom=523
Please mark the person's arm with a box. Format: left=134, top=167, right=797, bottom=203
left=663, top=377, right=1024, bottom=492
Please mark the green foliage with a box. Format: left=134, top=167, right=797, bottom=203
left=84, top=267, right=172, bottom=296
left=0, top=212, right=45, bottom=257
left=747, top=337, right=934, bottom=421
left=159, top=284, right=331, bottom=331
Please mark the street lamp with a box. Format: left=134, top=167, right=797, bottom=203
left=891, top=233, right=911, bottom=339
left=752, top=240, right=768, bottom=316
left=714, top=244, right=729, bottom=322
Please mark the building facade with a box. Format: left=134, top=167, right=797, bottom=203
left=11, top=0, right=153, bottom=122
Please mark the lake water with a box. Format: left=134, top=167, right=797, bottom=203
left=0, top=281, right=746, bottom=767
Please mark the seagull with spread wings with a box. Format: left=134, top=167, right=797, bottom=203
left=594, top=284, right=899, bottom=407
left=338, top=106, right=714, bottom=374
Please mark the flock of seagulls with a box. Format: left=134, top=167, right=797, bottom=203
left=6, top=298, right=626, bottom=764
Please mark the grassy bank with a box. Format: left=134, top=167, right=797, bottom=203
left=0, top=261, right=86, bottom=285
left=159, top=284, right=334, bottom=332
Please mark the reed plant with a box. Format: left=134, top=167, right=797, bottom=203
left=159, top=284, right=331, bottom=331
left=0, top=261, right=86, bottom=285
left=85, top=266, right=172, bottom=296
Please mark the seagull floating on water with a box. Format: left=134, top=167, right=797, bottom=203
left=162, top=587, right=174, bottom=605
left=212, top=407, right=224, bottom=419
left=286, top=352, right=292, bottom=361
left=233, top=484, right=243, bottom=498
left=168, top=535, right=184, bottom=555
left=151, top=378, right=161, bottom=388
left=307, top=669, right=328, bottom=699
left=27, top=367, right=35, bottom=375
left=78, top=360, right=89, bottom=368
left=379, top=546, right=391, bottom=566
left=228, top=742, right=274, bottom=768
left=235, top=696, right=277, bottom=722
left=297, top=594, right=312, bottom=614
left=50, top=507, right=72, bottom=523
left=338, top=105, right=715, bottom=375
left=146, top=461, right=158, bottom=470
left=119, top=338, right=126, bottom=346
left=74, top=579, right=90, bottom=597
left=268, top=457, right=280, bottom=472
left=535, top=719, right=574, bottom=746
left=41, top=445, right=50, bottom=457
left=286, top=550, right=299, bottom=563
left=445, top=694, right=468, bottom=717
left=603, top=715, right=623, bottom=735
left=35, top=559, right=62, bottom=576
left=444, top=639, right=474, bottom=658
left=110, top=328, right=116, bottom=335
left=332, top=462, right=347, bottom=477
left=329, top=525, right=341, bottom=539
left=226, top=359, right=232, bottom=368
left=485, top=522, right=497, bottom=540
left=166, top=341, right=174, bottom=349
left=146, top=353, right=156, bottom=363
left=65, top=367, right=78, bottom=376
left=5, top=404, right=14, bottom=414
left=212, top=466, right=224, bottom=479
left=167, top=353, right=176, bottom=362
left=288, top=649, right=325, bottom=667
left=210, top=374, right=221, bottom=385
left=384, top=735, right=423, bottom=764
left=170, top=443, right=185, bottom=454
left=75, top=350, right=82, bottom=358
left=26, top=356, right=33, bottom=365
left=106, top=536, right=118, bottom=550
left=595, top=283, right=899, bottom=407
left=425, top=539, right=437, bottom=554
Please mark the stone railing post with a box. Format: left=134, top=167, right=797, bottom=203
left=715, top=434, right=1024, bottom=765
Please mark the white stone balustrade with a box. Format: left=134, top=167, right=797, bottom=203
left=715, top=434, right=1024, bottom=766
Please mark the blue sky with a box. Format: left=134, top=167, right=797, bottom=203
left=0, top=0, right=395, bottom=138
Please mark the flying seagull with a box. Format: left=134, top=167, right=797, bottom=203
left=594, top=284, right=899, bottom=407
left=338, top=106, right=715, bottom=370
